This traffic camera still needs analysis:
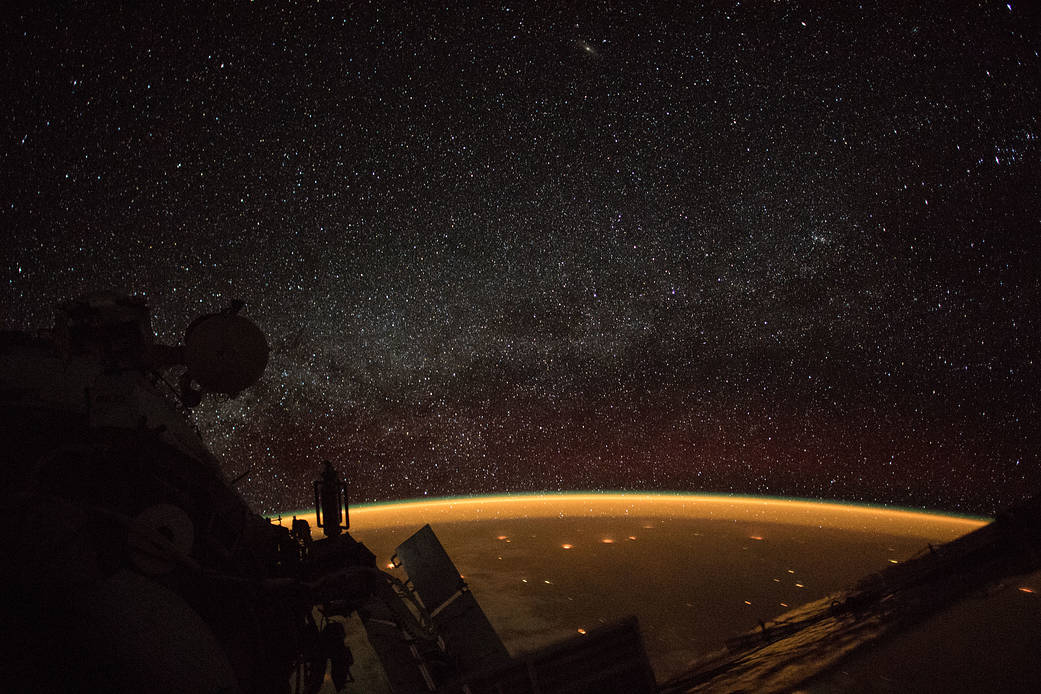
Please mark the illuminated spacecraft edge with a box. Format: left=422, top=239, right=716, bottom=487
left=658, top=491, right=1041, bottom=693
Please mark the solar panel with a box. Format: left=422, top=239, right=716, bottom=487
left=394, top=524, right=511, bottom=674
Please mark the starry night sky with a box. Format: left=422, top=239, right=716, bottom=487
left=3, top=2, right=1039, bottom=515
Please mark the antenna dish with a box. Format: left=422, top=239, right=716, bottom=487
left=184, top=313, right=268, bottom=395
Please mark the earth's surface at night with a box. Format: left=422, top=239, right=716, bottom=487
left=275, top=494, right=1041, bottom=692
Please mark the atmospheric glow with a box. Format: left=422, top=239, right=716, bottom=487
left=271, top=492, right=990, bottom=540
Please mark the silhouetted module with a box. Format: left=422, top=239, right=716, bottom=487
left=0, top=293, right=657, bottom=694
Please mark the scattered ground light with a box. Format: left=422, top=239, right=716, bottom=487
left=749, top=535, right=764, bottom=541
left=601, top=538, right=615, bottom=544
left=577, top=628, right=587, bottom=635
left=744, top=600, right=752, bottom=605
left=795, top=583, right=805, bottom=588
left=544, top=580, right=552, bottom=584
left=772, top=578, right=781, bottom=582
left=1019, top=587, right=1035, bottom=594
left=386, top=563, right=394, bottom=569
left=787, top=569, right=796, bottom=574
left=888, top=559, right=900, bottom=564
left=628, top=536, right=637, bottom=541
left=497, top=535, right=508, bottom=540
left=521, top=579, right=528, bottom=583
left=561, top=544, right=573, bottom=549
left=780, top=602, right=789, bottom=607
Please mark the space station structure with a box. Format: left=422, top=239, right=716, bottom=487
left=0, top=293, right=656, bottom=694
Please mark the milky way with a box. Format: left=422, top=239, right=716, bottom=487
left=3, top=2, right=1039, bottom=514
